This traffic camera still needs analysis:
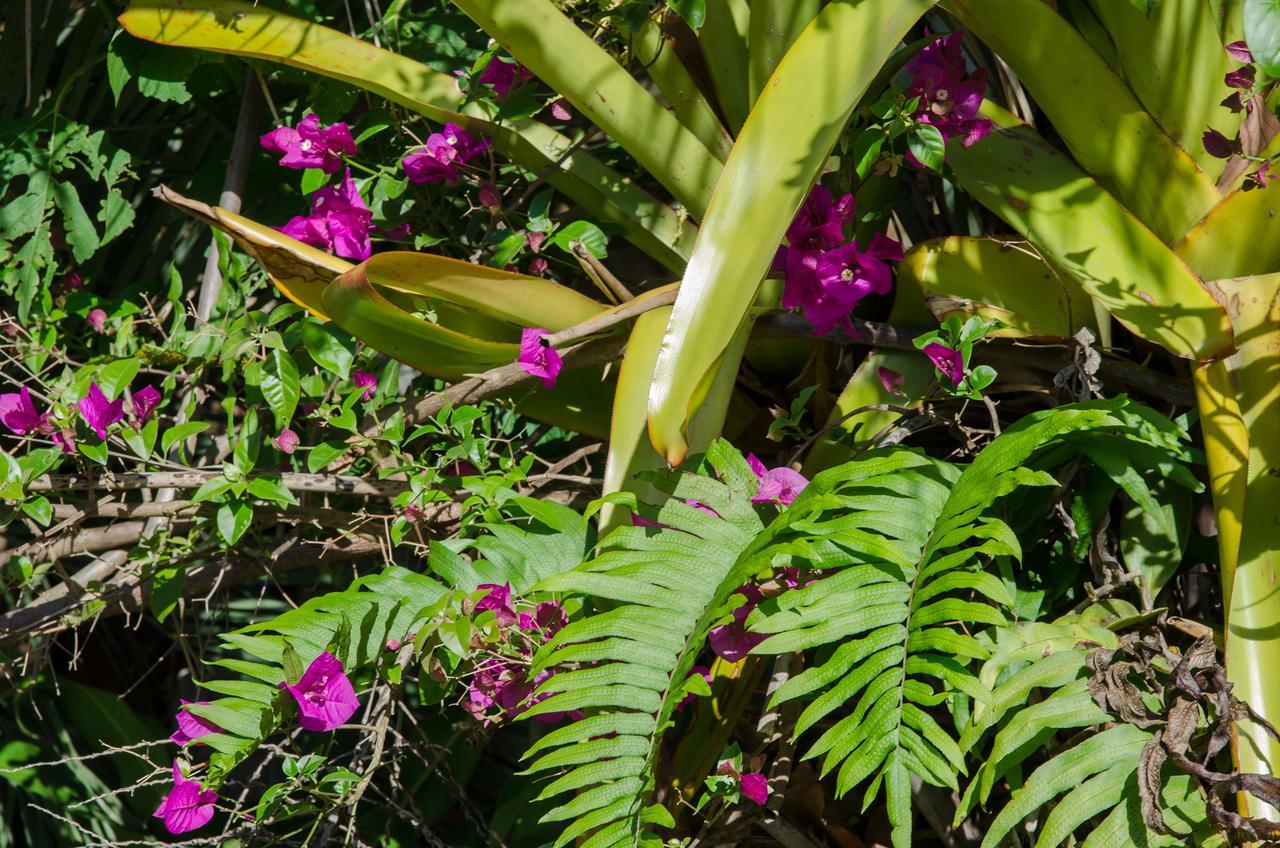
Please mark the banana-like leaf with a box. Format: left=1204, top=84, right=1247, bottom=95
left=118, top=0, right=697, bottom=272
left=747, top=0, right=822, bottom=101
left=899, top=236, right=1098, bottom=339
left=944, top=0, right=1221, bottom=245
left=321, top=264, right=614, bottom=436
left=322, top=264, right=519, bottom=381
left=948, top=121, right=1234, bottom=359
left=700, top=0, right=753, bottom=134
left=646, top=0, right=938, bottom=465
left=359, top=252, right=606, bottom=330
left=450, top=0, right=723, bottom=217
left=1086, top=0, right=1237, bottom=174
left=1199, top=273, right=1280, bottom=806
left=1175, top=180, right=1280, bottom=279
left=630, top=17, right=734, bottom=162
left=599, top=303, right=750, bottom=532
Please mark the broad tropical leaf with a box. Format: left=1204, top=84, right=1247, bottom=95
left=450, top=0, right=724, bottom=217
left=945, top=0, right=1221, bottom=244
left=646, top=0, right=937, bottom=464
left=949, top=119, right=1234, bottom=359
left=899, top=236, right=1098, bottom=339
left=1085, top=0, right=1237, bottom=174
left=1199, top=272, right=1280, bottom=795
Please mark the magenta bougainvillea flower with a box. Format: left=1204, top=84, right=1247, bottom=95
left=1225, top=66, right=1255, bottom=90
left=52, top=428, right=76, bottom=456
left=746, top=454, right=808, bottom=506
left=153, top=761, right=218, bottom=835
left=282, top=651, right=360, bottom=732
left=0, top=386, right=50, bottom=435
left=1226, top=39, right=1254, bottom=63
left=923, top=341, right=965, bottom=385
left=517, top=328, right=563, bottom=388
left=878, top=366, right=905, bottom=396
left=709, top=584, right=766, bottom=662
left=1252, top=161, right=1274, bottom=189
left=78, top=383, right=124, bottom=439
left=1202, top=128, right=1240, bottom=159
left=402, top=123, right=489, bottom=185
left=548, top=98, right=572, bottom=121
left=170, top=700, right=221, bottom=747
left=352, top=370, right=378, bottom=401
left=528, top=257, right=549, bottom=276
left=776, top=188, right=901, bottom=336
left=279, top=169, right=372, bottom=261
left=477, top=56, right=533, bottom=98
left=273, top=428, right=299, bottom=454
left=131, top=385, right=162, bottom=426
left=532, top=601, right=567, bottom=636
left=739, top=772, right=770, bottom=806
left=87, top=308, right=108, bottom=333
left=786, top=186, right=855, bottom=251
left=905, top=33, right=992, bottom=153
left=260, top=113, right=357, bottom=174
left=476, top=583, right=519, bottom=626
left=478, top=182, right=502, bottom=210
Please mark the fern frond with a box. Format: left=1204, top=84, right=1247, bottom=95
left=752, top=399, right=1160, bottom=847
left=521, top=442, right=769, bottom=848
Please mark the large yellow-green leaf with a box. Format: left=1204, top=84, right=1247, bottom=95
left=944, top=0, right=1221, bottom=244
left=360, top=252, right=606, bottom=330
left=630, top=16, right=734, bottom=162
left=900, top=237, right=1098, bottom=339
left=700, top=0, right=753, bottom=134
left=450, top=0, right=723, bottom=217
left=321, top=265, right=613, bottom=436
left=323, top=265, right=518, bottom=381
left=747, top=0, right=822, bottom=101
left=646, top=0, right=938, bottom=465
left=1175, top=180, right=1280, bottom=279
left=118, top=0, right=696, bottom=272
left=1086, top=0, right=1237, bottom=174
left=599, top=304, right=750, bottom=532
left=1199, top=274, right=1280, bottom=812
left=948, top=122, right=1234, bottom=360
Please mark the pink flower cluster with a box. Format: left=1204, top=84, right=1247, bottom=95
left=280, top=169, right=373, bottom=262
left=476, top=55, right=533, bottom=99
left=463, top=583, right=572, bottom=724
left=1204, top=40, right=1273, bottom=188
left=904, top=33, right=992, bottom=153
left=401, top=122, right=489, bottom=185
left=156, top=650, right=360, bottom=834
left=776, top=187, right=903, bottom=335
left=260, top=113, right=356, bottom=174
left=746, top=454, right=808, bottom=506
left=1, top=381, right=161, bottom=456
left=716, top=759, right=770, bottom=806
